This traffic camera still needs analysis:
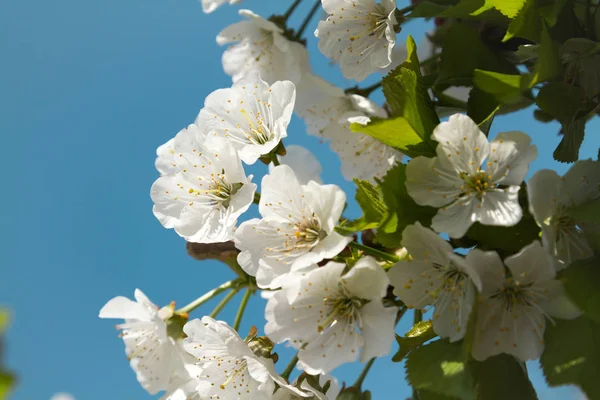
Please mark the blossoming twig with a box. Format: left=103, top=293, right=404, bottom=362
left=233, top=288, right=253, bottom=331
left=176, top=279, right=240, bottom=314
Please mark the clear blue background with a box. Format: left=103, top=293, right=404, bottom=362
left=0, top=0, right=597, bottom=398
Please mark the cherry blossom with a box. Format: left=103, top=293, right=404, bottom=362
left=528, top=160, right=600, bottom=269
left=99, top=290, right=188, bottom=394
left=217, top=10, right=310, bottom=84
left=196, top=71, right=296, bottom=165
left=406, top=114, right=537, bottom=238
left=265, top=257, right=397, bottom=374
left=388, top=223, right=482, bottom=341
left=269, top=145, right=323, bottom=184
left=315, top=0, right=398, bottom=81
left=151, top=126, right=256, bottom=243
left=234, top=165, right=350, bottom=289
left=468, top=242, right=581, bottom=361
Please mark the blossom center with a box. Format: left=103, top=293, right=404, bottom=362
left=294, top=215, right=326, bottom=245
left=460, top=170, right=495, bottom=198
left=491, top=278, right=543, bottom=311
left=349, top=4, right=389, bottom=43
left=318, top=291, right=368, bottom=332
left=238, top=108, right=273, bottom=145
left=190, top=173, right=243, bottom=208
left=431, top=262, right=468, bottom=297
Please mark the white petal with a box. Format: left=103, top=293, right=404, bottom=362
left=433, top=114, right=490, bottom=175
left=342, top=256, right=390, bottom=300
left=99, top=296, right=149, bottom=320
left=527, top=169, right=561, bottom=227
left=401, top=222, right=453, bottom=264
left=270, top=145, right=323, bottom=184
left=359, top=301, right=397, bottom=361
left=465, top=249, right=505, bottom=298
left=298, top=321, right=362, bottom=374
left=487, top=131, right=537, bottom=185
left=405, top=156, right=463, bottom=208
left=388, top=260, right=439, bottom=310
left=475, top=187, right=523, bottom=227
left=504, top=241, right=555, bottom=284
left=431, top=196, right=477, bottom=238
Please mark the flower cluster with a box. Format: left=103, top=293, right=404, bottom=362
left=99, top=0, right=600, bottom=399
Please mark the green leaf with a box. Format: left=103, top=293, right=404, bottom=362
left=524, top=23, right=562, bottom=87
left=538, top=0, right=569, bottom=27
left=406, top=339, right=475, bottom=400
left=536, top=82, right=588, bottom=163
left=569, top=197, right=600, bottom=224
left=541, top=317, right=600, bottom=399
left=488, top=0, right=526, bottom=18
left=350, top=117, right=436, bottom=158
left=467, top=87, right=500, bottom=134
left=466, top=213, right=541, bottom=254
left=0, top=372, right=15, bottom=400
left=438, top=24, right=517, bottom=87
left=562, top=258, right=600, bottom=323
left=473, top=355, right=538, bottom=399
left=504, top=0, right=541, bottom=42
left=383, top=36, right=440, bottom=145
left=345, top=179, right=387, bottom=231
left=473, top=69, right=524, bottom=104
left=0, top=311, right=8, bottom=335
left=393, top=320, right=438, bottom=362
left=595, top=1, right=600, bottom=41
left=409, top=1, right=452, bottom=18
left=419, top=391, right=459, bottom=400
left=375, top=164, right=437, bottom=248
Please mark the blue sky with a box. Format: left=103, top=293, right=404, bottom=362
left=0, top=0, right=597, bottom=398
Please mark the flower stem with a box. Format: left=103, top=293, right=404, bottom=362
left=347, top=241, right=400, bottom=263
left=295, top=0, right=321, bottom=40
left=284, top=0, right=304, bottom=21
left=395, top=306, right=408, bottom=325
left=280, top=352, right=299, bottom=380
left=176, top=279, right=239, bottom=314
left=397, top=4, right=416, bottom=15
left=233, top=288, right=253, bottom=331
left=209, top=288, right=240, bottom=319
left=354, top=358, right=376, bottom=389
left=254, top=191, right=261, bottom=205
left=345, top=81, right=382, bottom=97
left=271, top=153, right=281, bottom=166
left=414, top=309, right=423, bottom=324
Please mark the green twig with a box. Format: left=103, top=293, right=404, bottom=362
left=354, top=358, right=376, bottom=389
left=176, top=279, right=239, bottom=314
left=209, top=288, right=240, bottom=319
left=271, top=153, right=281, bottom=166
left=345, top=81, right=383, bottom=97
left=397, top=4, right=417, bottom=15
left=254, top=191, right=261, bottom=205
left=295, top=0, right=322, bottom=39
left=284, top=0, right=304, bottom=20
left=281, top=352, right=299, bottom=380
left=347, top=241, right=400, bottom=263
left=233, top=288, right=253, bottom=331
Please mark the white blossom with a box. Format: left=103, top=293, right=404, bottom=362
left=296, top=75, right=402, bottom=181
left=274, top=374, right=341, bottom=400
left=270, top=145, right=323, bottom=184
left=235, top=165, right=350, bottom=289
left=155, top=138, right=177, bottom=176
left=388, top=223, right=482, bottom=342
left=151, top=126, right=256, bottom=243
left=99, top=290, right=187, bottom=394
left=468, top=242, right=581, bottom=361
left=196, top=71, right=296, bottom=165
left=178, top=317, right=301, bottom=400
left=406, top=114, right=538, bottom=238
left=201, top=0, right=241, bottom=14
left=265, top=257, right=397, bottom=374
left=528, top=160, right=600, bottom=269
left=329, top=100, right=403, bottom=181
left=217, top=10, right=310, bottom=84
left=315, top=0, right=398, bottom=81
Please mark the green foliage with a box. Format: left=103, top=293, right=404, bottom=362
left=473, top=70, right=525, bottom=104
left=541, top=317, right=600, bottom=399
left=344, top=180, right=387, bottom=232
left=393, top=320, right=438, bottom=362
left=383, top=36, right=440, bottom=145
left=535, top=82, right=588, bottom=162
left=350, top=117, right=436, bottom=159
left=375, top=164, right=437, bottom=248
left=406, top=339, right=474, bottom=400
left=0, top=310, right=15, bottom=400
left=437, top=24, right=517, bottom=87
left=473, top=355, right=538, bottom=399
left=562, top=258, right=600, bottom=323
